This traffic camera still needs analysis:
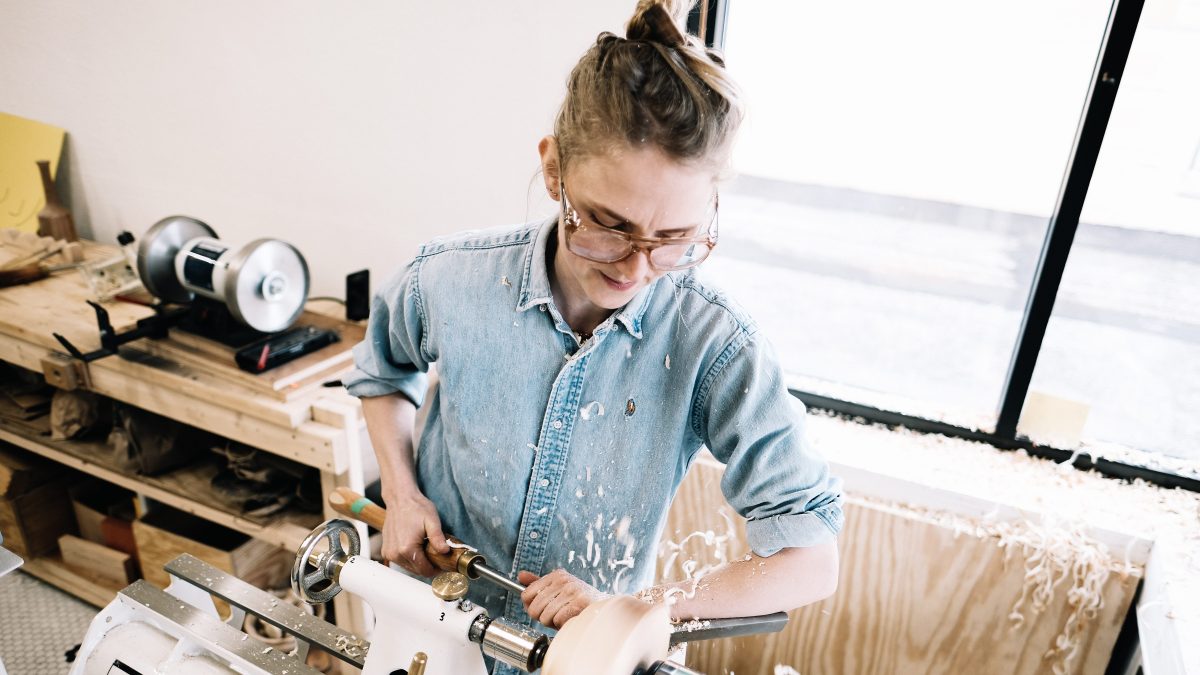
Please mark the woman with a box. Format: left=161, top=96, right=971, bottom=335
left=345, top=0, right=843, bottom=651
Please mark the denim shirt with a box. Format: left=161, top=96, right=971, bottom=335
left=345, top=216, right=843, bottom=642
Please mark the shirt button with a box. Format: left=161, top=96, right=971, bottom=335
left=529, top=531, right=540, bottom=539
left=539, top=478, right=550, bottom=487
left=552, top=420, right=563, bottom=429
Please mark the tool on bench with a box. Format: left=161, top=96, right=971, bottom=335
left=0, top=260, right=80, bottom=288
left=70, top=486, right=788, bottom=675
left=137, top=216, right=309, bottom=334
left=0, top=238, right=81, bottom=288
left=54, top=216, right=337, bottom=372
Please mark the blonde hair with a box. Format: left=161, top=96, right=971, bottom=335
left=554, top=0, right=744, bottom=172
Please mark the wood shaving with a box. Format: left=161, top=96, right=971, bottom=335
left=894, top=499, right=1139, bottom=675
left=802, top=412, right=1200, bottom=672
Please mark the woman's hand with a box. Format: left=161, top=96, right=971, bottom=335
left=380, top=490, right=449, bottom=578
left=518, top=569, right=609, bottom=629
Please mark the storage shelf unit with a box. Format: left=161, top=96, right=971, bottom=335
left=0, top=241, right=371, bottom=632
left=0, top=416, right=320, bottom=552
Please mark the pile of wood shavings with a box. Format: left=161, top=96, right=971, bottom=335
left=672, top=618, right=712, bottom=632
left=806, top=411, right=1200, bottom=557
left=907, top=501, right=1139, bottom=675
left=806, top=412, right=1200, bottom=671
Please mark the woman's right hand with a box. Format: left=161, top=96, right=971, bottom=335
left=380, top=490, right=450, bottom=578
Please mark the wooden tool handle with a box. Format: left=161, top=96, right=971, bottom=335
left=0, top=263, right=49, bottom=288
left=328, top=486, right=388, bottom=528
left=327, top=487, right=475, bottom=574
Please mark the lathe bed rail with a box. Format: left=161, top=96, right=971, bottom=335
left=116, top=580, right=324, bottom=674
left=164, top=553, right=369, bottom=669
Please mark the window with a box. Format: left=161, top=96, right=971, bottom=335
left=702, top=0, right=1199, bottom=484
left=1027, top=5, right=1200, bottom=465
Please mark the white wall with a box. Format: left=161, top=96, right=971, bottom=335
left=0, top=1, right=631, bottom=298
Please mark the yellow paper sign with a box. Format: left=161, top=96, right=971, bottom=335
left=0, top=112, right=66, bottom=232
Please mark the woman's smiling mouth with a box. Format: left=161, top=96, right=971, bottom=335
left=600, top=272, right=636, bottom=292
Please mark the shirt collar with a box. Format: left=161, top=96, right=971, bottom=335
left=517, top=215, right=652, bottom=340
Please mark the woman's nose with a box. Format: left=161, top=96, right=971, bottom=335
left=615, top=247, right=653, bottom=278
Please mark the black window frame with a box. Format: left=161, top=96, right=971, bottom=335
left=693, top=0, right=1200, bottom=493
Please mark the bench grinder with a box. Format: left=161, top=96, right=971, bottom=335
left=137, top=215, right=309, bottom=334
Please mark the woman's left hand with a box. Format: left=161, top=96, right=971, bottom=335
left=518, top=569, right=609, bottom=629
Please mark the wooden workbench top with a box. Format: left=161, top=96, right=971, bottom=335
left=0, top=239, right=364, bottom=473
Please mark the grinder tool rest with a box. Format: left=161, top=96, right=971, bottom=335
left=69, top=491, right=786, bottom=675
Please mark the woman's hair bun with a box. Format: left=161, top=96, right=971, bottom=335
left=554, top=0, right=742, bottom=170
left=626, top=0, right=692, bottom=47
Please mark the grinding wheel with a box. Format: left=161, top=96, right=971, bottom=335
left=137, top=216, right=217, bottom=303
left=542, top=596, right=671, bottom=675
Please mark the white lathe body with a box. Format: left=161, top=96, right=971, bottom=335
left=69, top=502, right=785, bottom=675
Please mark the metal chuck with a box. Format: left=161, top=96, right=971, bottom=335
left=468, top=614, right=550, bottom=672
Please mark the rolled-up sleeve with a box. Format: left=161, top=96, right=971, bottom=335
left=343, top=260, right=432, bottom=406
left=697, top=332, right=843, bottom=556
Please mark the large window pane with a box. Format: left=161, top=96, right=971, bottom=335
left=705, top=1, right=1112, bottom=428
left=1028, top=3, right=1200, bottom=463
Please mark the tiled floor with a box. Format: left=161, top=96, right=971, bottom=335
left=0, top=572, right=96, bottom=675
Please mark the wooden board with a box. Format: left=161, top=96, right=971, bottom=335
left=140, top=310, right=364, bottom=401
left=661, top=460, right=1139, bottom=675
left=58, top=533, right=136, bottom=587
left=22, top=553, right=125, bottom=608
left=76, top=359, right=348, bottom=471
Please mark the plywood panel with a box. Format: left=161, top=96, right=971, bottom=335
left=662, top=460, right=1139, bottom=675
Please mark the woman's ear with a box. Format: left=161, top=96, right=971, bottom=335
left=538, top=135, right=561, bottom=200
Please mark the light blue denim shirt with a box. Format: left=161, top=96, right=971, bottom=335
left=345, top=216, right=843, bottom=639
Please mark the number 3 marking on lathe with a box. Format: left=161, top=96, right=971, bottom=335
left=439, top=612, right=446, bottom=622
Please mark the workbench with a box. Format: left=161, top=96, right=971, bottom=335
left=0, top=240, right=373, bottom=635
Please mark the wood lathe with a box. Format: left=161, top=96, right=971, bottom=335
left=69, top=489, right=788, bottom=675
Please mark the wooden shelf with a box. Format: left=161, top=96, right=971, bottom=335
left=21, top=553, right=124, bottom=608
left=0, top=414, right=320, bottom=552
left=0, top=253, right=370, bottom=635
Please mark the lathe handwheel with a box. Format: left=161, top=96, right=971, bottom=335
left=292, top=518, right=360, bottom=605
